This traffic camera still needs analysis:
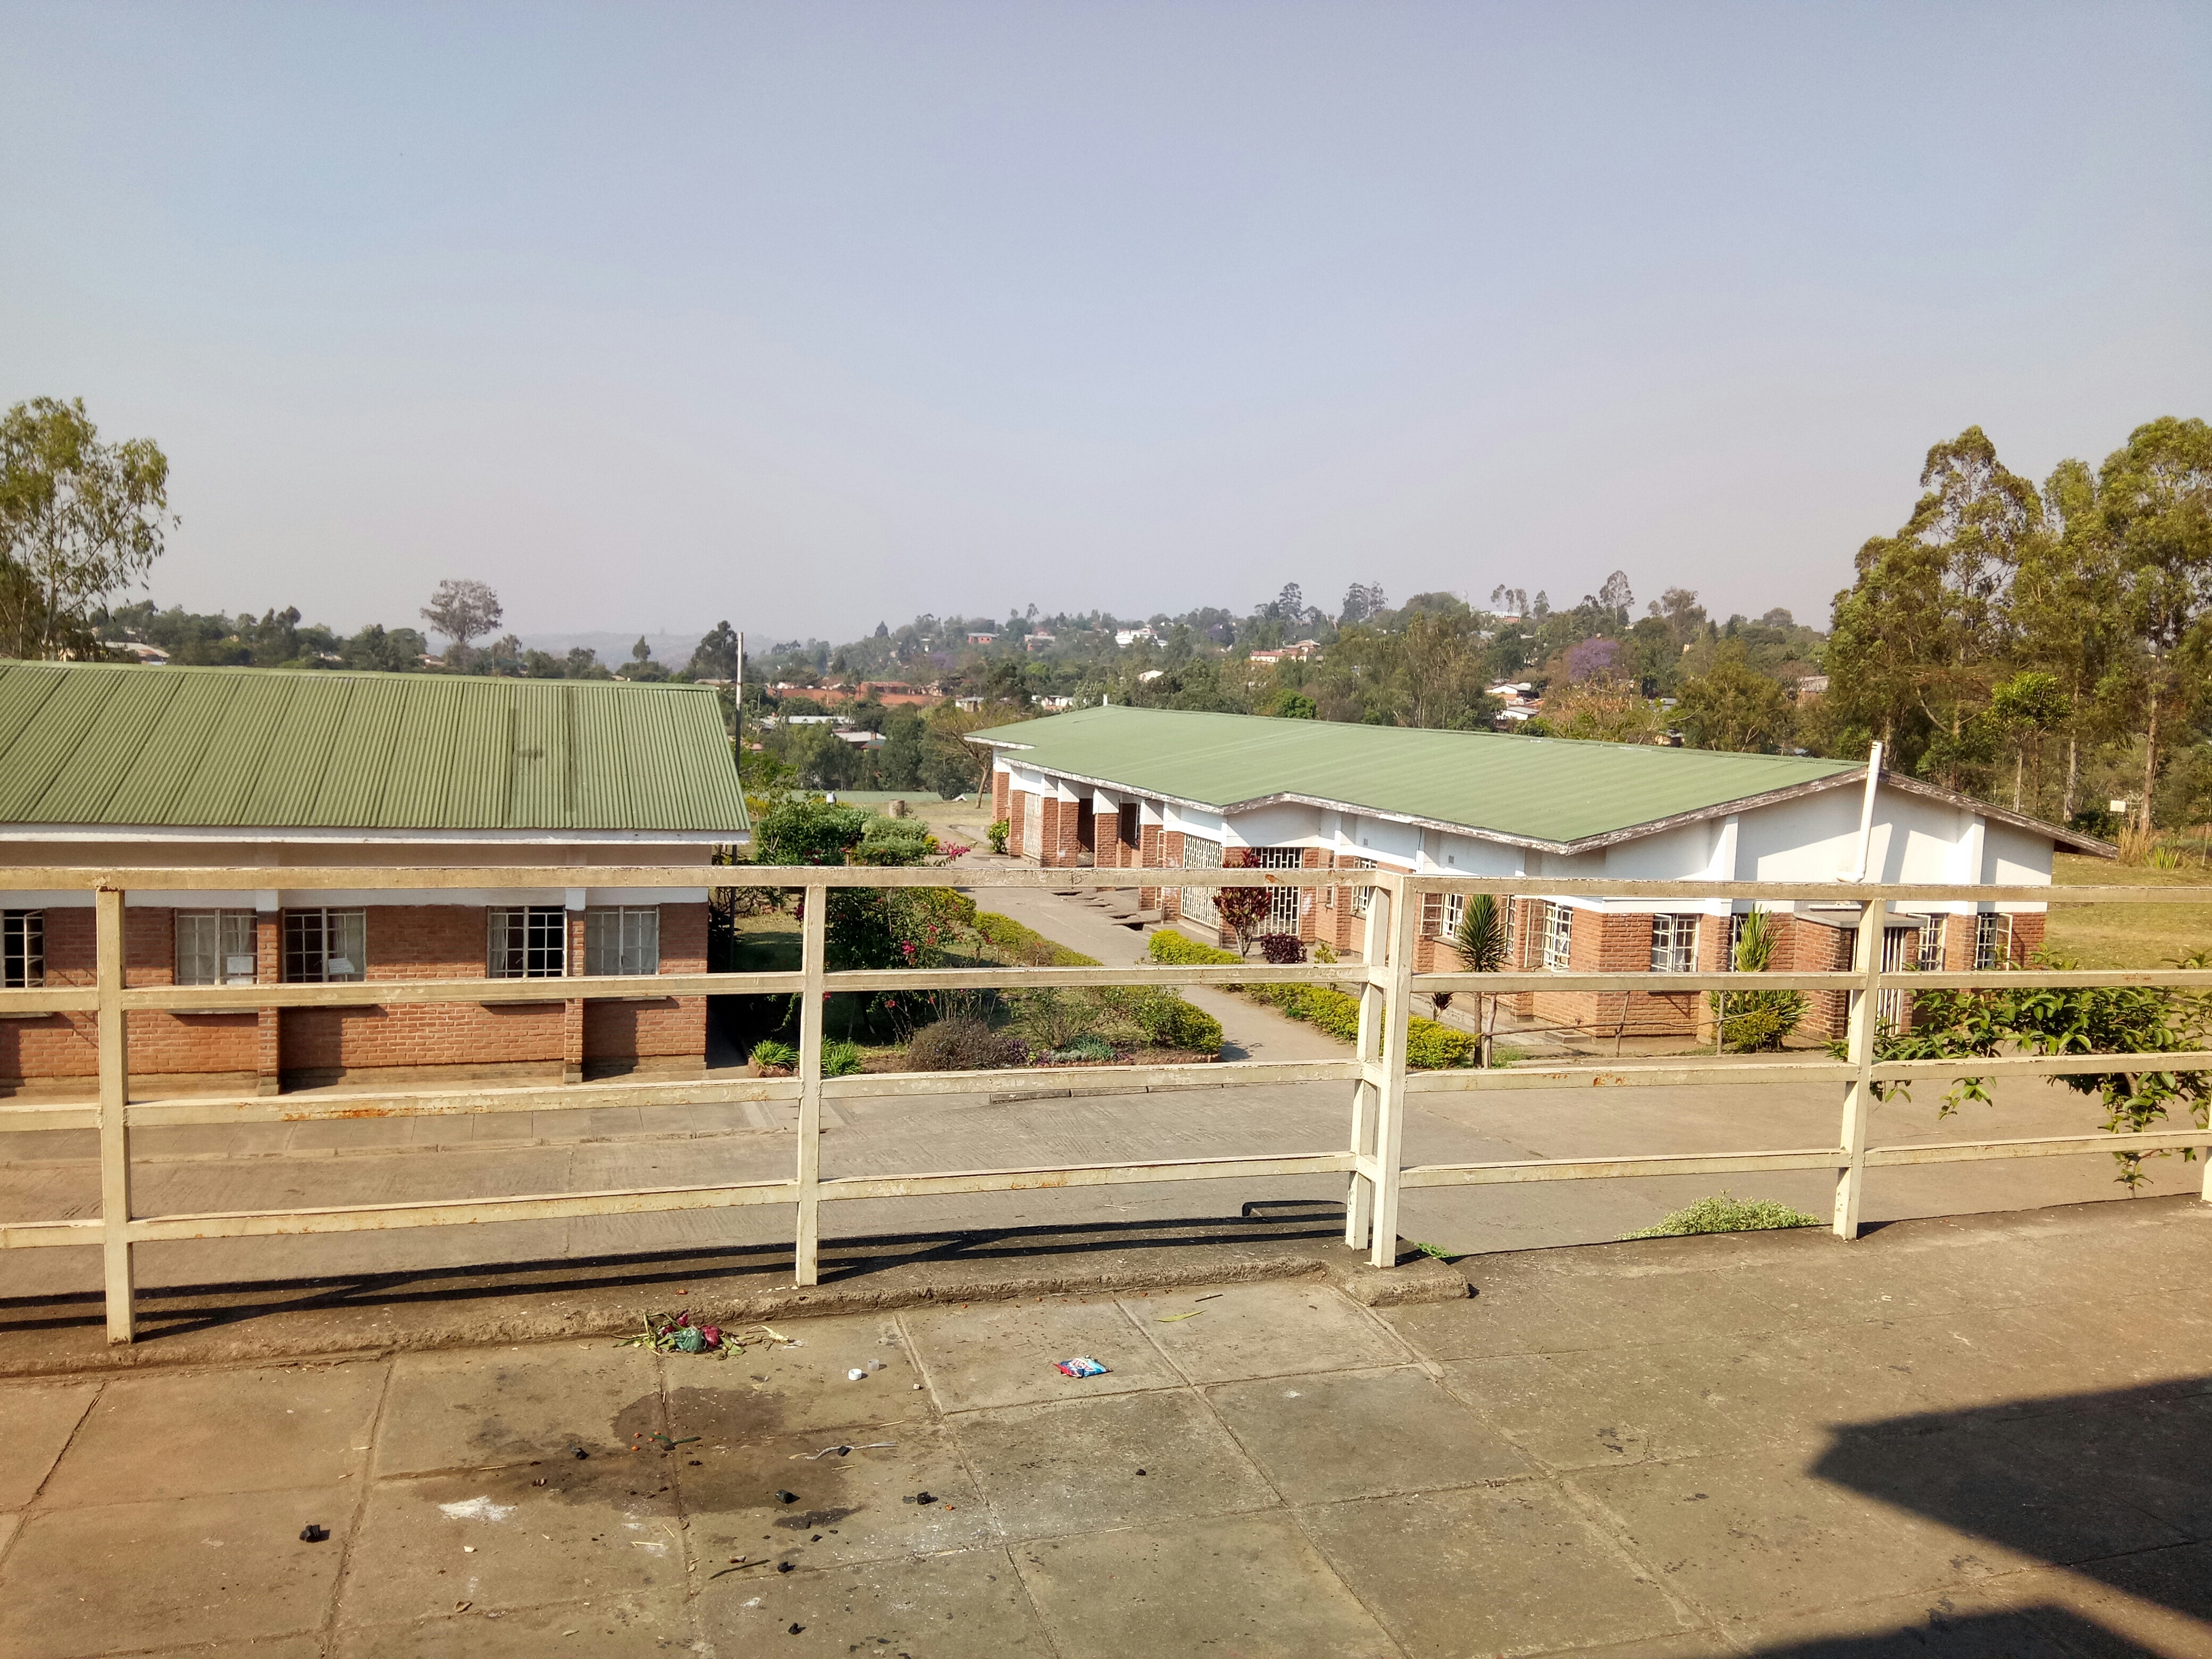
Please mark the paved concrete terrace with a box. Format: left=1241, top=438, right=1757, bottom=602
left=3, top=1196, right=2209, bottom=1658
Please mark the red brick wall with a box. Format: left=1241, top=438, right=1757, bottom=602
left=1138, top=822, right=1164, bottom=911
left=991, top=768, right=1010, bottom=824
left=0, top=902, right=708, bottom=1092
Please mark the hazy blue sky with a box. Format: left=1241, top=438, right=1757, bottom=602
left=4, top=3, right=2207, bottom=645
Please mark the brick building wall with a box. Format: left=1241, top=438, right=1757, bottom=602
left=0, top=901, right=709, bottom=1095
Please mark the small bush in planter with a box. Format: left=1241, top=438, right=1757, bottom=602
left=750, top=1039, right=797, bottom=1069
left=1041, top=1035, right=1118, bottom=1063
left=907, top=1017, right=1026, bottom=1071
left=1130, top=993, right=1224, bottom=1055
left=822, top=1040, right=864, bottom=1077
left=1258, top=933, right=1307, bottom=965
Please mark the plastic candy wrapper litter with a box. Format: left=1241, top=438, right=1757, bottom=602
left=1055, top=1356, right=1109, bottom=1378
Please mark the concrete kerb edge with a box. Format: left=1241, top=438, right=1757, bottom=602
left=0, top=1244, right=1467, bottom=1381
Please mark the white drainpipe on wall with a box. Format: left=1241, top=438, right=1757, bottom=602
left=1841, top=742, right=1884, bottom=883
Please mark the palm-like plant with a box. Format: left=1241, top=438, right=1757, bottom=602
left=1451, top=894, right=1509, bottom=1068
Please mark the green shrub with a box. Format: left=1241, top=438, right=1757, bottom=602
left=1623, top=1194, right=1821, bottom=1238
left=749, top=1039, right=797, bottom=1069
left=821, top=1040, right=864, bottom=1077
left=985, top=818, right=1010, bottom=854
left=1130, top=993, right=1224, bottom=1055
left=1147, top=929, right=1243, bottom=968
left=1043, top=1036, right=1119, bottom=1063
left=976, top=912, right=1100, bottom=967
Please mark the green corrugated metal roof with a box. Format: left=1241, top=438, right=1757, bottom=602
left=971, top=705, right=1863, bottom=848
left=0, top=660, right=749, bottom=835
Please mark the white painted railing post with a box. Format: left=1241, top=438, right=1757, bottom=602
left=794, top=883, right=827, bottom=1286
left=1369, top=876, right=1418, bottom=1269
left=96, top=886, right=135, bottom=1344
left=1345, top=880, right=1390, bottom=1250
left=1834, top=896, right=1884, bottom=1239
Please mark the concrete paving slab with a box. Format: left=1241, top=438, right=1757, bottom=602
left=329, top=1593, right=689, bottom=1658
left=1764, top=1306, right=2104, bottom=1421
left=1205, top=1364, right=1534, bottom=1503
left=662, top=1312, right=928, bottom=1438
left=679, top=1418, right=999, bottom=1568
left=0, top=1487, right=351, bottom=1659
left=126, top=1637, right=326, bottom=1659
left=1690, top=1327, right=1955, bottom=1451
left=0, top=1381, right=96, bottom=1505
left=1014, top=1512, right=1398, bottom=1659
left=1440, top=1346, right=1755, bottom=1469
left=375, top=1340, right=663, bottom=1476
left=337, top=1468, right=683, bottom=1627
left=693, top=1544, right=1053, bottom=1656
left=1568, top=1448, right=2026, bottom=1620
left=41, top=1360, right=386, bottom=1504
left=902, top=1297, right=1182, bottom=1410
left=1297, top=1481, right=1699, bottom=1657
left=952, top=1390, right=1277, bottom=1540
left=1128, top=1278, right=1411, bottom=1381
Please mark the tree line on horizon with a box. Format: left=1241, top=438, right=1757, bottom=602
left=4, top=393, right=2207, bottom=830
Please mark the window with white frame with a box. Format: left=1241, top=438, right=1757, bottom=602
left=585, top=907, right=660, bottom=976
left=283, top=909, right=366, bottom=983
left=488, top=906, right=567, bottom=978
left=1345, top=856, right=1376, bottom=918
left=1974, top=913, right=2014, bottom=970
left=1443, top=891, right=1465, bottom=941
left=1649, top=913, right=1698, bottom=973
left=1540, top=901, right=1573, bottom=971
left=177, top=910, right=257, bottom=986
left=1916, top=914, right=1945, bottom=973
left=2, top=910, right=43, bottom=988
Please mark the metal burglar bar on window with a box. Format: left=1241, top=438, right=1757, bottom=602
left=1180, top=837, right=1223, bottom=928
left=284, top=909, right=365, bottom=983
left=2, top=910, right=42, bottom=987
left=1541, top=901, right=1573, bottom=970
left=488, top=907, right=567, bottom=977
left=1976, top=912, right=2014, bottom=969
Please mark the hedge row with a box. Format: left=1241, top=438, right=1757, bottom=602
left=974, top=912, right=1101, bottom=967
left=1147, top=928, right=1477, bottom=1069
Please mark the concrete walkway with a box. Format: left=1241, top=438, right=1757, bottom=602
left=2, top=1196, right=2207, bottom=1657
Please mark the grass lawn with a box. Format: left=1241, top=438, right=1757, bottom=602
left=2047, top=853, right=2212, bottom=968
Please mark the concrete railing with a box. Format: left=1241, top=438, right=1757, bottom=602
left=2, top=862, right=2208, bottom=1346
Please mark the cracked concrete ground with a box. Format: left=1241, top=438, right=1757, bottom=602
left=2, top=1196, right=2208, bottom=1658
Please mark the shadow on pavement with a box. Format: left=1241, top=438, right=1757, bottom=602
left=1748, top=1603, right=2143, bottom=1656
left=1810, top=1379, right=2212, bottom=1629
left=0, top=1197, right=1348, bottom=1345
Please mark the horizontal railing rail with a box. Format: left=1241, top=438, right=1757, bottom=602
left=1, top=860, right=2207, bottom=1346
